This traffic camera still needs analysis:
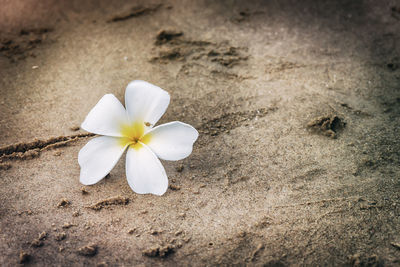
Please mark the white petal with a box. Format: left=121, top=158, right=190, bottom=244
left=81, top=94, right=128, bottom=137
left=125, top=144, right=168, bottom=196
left=78, top=136, right=127, bottom=185
left=125, top=80, right=170, bottom=126
left=145, top=121, right=198, bottom=161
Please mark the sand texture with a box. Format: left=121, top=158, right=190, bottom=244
left=1, top=0, right=400, bottom=265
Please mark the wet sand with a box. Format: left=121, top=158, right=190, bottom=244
left=1, top=0, right=400, bottom=265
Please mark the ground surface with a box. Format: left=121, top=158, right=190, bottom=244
left=1, top=0, right=400, bottom=266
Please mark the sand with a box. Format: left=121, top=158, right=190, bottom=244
left=1, top=0, right=399, bottom=265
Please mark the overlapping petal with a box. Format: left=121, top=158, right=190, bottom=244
left=125, top=143, right=168, bottom=195
left=78, top=136, right=128, bottom=185
left=78, top=80, right=198, bottom=196
left=145, top=121, right=199, bottom=161
left=81, top=94, right=128, bottom=137
left=125, top=80, right=170, bottom=127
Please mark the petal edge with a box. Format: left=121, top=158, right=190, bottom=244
left=125, top=80, right=170, bottom=127
left=145, top=121, right=199, bottom=161
left=79, top=136, right=127, bottom=185
left=125, top=143, right=168, bottom=196
left=81, top=94, right=128, bottom=137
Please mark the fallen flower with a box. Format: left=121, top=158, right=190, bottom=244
left=79, top=80, right=198, bottom=195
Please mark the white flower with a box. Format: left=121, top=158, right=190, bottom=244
left=78, top=80, right=198, bottom=196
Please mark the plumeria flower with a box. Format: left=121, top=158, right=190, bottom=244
left=78, top=80, right=198, bottom=196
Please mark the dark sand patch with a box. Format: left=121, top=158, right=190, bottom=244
left=88, top=196, right=130, bottom=211
left=0, top=27, right=52, bottom=62
left=19, top=251, right=31, bottom=264
left=142, top=244, right=175, bottom=258
left=0, top=133, right=94, bottom=159
left=107, top=4, right=162, bottom=23
left=151, top=31, right=248, bottom=67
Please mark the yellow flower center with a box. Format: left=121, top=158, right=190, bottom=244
left=119, top=121, right=152, bottom=150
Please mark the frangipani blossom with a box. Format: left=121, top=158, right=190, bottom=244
left=78, top=80, right=198, bottom=196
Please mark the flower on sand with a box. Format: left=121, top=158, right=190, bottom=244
left=78, top=80, right=198, bottom=196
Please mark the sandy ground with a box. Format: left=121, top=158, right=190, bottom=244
left=1, top=0, right=400, bottom=265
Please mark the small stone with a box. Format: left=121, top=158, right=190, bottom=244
left=192, top=189, right=200, bottom=194
left=31, top=239, right=43, bottom=247
left=237, top=231, right=247, bottom=238
left=175, top=165, right=184, bottom=172
left=391, top=242, right=400, bottom=250
left=62, top=223, right=75, bottom=229
left=175, top=230, right=183, bottom=236
left=169, top=184, right=181, bottom=191
left=81, top=187, right=89, bottom=194
left=150, top=229, right=161, bottom=235
left=177, top=241, right=184, bottom=248
left=78, top=244, right=98, bottom=257
left=0, top=163, right=12, bottom=170
left=32, top=65, right=39, bottom=69
left=55, top=232, right=66, bottom=241
left=38, top=231, right=47, bottom=240
left=57, top=198, right=70, bottom=208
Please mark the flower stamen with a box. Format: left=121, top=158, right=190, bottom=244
left=119, top=121, right=152, bottom=148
